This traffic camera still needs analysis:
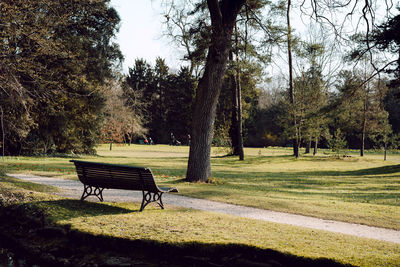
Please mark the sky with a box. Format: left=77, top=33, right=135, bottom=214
left=110, top=0, right=182, bottom=73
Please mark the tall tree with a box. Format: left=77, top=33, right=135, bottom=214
left=295, top=42, right=329, bottom=154
left=186, top=0, right=246, bottom=182
left=286, top=0, right=300, bottom=157
left=0, top=0, right=122, bottom=155
left=231, top=21, right=244, bottom=160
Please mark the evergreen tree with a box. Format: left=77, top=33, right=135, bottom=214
left=124, top=59, right=195, bottom=144
left=332, top=70, right=390, bottom=155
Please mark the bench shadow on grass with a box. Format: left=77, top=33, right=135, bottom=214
left=68, top=232, right=355, bottom=267
left=1, top=199, right=354, bottom=267
left=36, top=199, right=139, bottom=221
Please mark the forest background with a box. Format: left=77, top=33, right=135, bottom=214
left=1, top=0, right=400, bottom=158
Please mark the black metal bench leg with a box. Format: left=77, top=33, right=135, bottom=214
left=157, top=192, right=164, bottom=209
left=81, top=185, right=104, bottom=202
left=140, top=191, right=148, bottom=211
left=81, top=184, right=91, bottom=201
left=140, top=191, right=164, bottom=211
left=94, top=187, right=104, bottom=202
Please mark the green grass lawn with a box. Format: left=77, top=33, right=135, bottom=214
left=3, top=144, right=399, bottom=230
left=1, top=145, right=400, bottom=266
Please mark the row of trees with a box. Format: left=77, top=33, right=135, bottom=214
left=121, top=54, right=396, bottom=156
left=249, top=68, right=394, bottom=154
left=123, top=58, right=195, bottom=144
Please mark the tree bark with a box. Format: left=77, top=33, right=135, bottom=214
left=1, top=106, right=4, bottom=160
left=361, top=95, right=367, bottom=157
left=235, top=21, right=244, bottom=161
left=229, top=51, right=239, bottom=154
left=313, top=136, right=318, bottom=155
left=286, top=0, right=299, bottom=158
left=305, top=138, right=311, bottom=154
left=384, top=142, right=387, bottom=161
left=186, top=0, right=245, bottom=182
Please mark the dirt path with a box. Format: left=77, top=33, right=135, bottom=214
left=7, top=173, right=400, bottom=245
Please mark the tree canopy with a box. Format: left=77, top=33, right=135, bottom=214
left=0, top=0, right=122, bottom=154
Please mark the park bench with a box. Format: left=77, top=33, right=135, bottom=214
left=70, top=160, right=178, bottom=211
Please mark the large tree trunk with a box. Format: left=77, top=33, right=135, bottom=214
left=186, top=0, right=245, bottom=182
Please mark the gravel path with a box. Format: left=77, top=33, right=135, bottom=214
left=7, top=173, right=400, bottom=245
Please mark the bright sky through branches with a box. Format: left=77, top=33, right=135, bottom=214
left=110, top=0, right=396, bottom=78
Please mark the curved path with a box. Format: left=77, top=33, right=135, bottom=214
left=7, top=173, right=400, bottom=245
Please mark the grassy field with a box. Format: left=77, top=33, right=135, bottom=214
left=3, top=144, right=400, bottom=229
left=1, top=145, right=400, bottom=266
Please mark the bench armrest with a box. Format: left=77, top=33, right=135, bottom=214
left=159, top=187, right=179, bottom=193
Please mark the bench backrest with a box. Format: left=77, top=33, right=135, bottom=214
left=70, top=160, right=160, bottom=192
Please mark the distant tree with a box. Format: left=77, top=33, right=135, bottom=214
left=124, top=59, right=195, bottom=144
left=245, top=84, right=287, bottom=147
left=333, top=70, right=390, bottom=156
left=215, top=55, right=262, bottom=152
left=124, top=59, right=153, bottom=121
left=165, top=67, right=196, bottom=142
left=101, top=79, right=146, bottom=150
left=328, top=128, right=348, bottom=156
left=295, top=42, right=329, bottom=155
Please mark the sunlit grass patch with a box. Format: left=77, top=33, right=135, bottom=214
left=0, top=175, right=59, bottom=193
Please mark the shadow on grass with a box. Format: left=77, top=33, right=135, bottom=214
left=0, top=201, right=354, bottom=267
left=34, top=199, right=138, bottom=221
left=65, top=232, right=354, bottom=267
left=341, top=164, right=400, bottom=176
left=213, top=164, right=400, bottom=179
